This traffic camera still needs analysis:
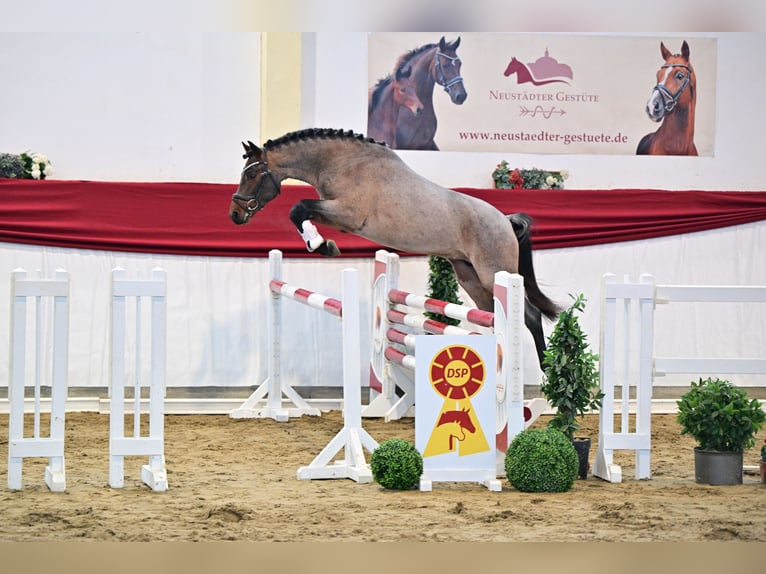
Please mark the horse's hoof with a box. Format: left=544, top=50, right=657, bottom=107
left=316, top=240, right=341, bottom=257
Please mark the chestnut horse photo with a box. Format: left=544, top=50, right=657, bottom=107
left=636, top=40, right=698, bottom=155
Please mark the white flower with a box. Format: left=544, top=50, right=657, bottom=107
left=30, top=167, right=41, bottom=179
left=545, top=175, right=556, bottom=186
left=559, top=169, right=569, bottom=180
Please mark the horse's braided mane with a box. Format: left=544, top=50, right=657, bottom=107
left=395, top=43, right=437, bottom=74
left=264, top=128, right=385, bottom=149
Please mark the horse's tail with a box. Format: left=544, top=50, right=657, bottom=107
left=508, top=212, right=561, bottom=321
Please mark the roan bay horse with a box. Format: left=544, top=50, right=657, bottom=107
left=636, top=40, right=698, bottom=156
left=367, top=65, right=423, bottom=147
left=388, top=36, right=467, bottom=150
left=229, top=128, right=560, bottom=367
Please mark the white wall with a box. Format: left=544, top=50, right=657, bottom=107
left=2, top=33, right=764, bottom=189
left=0, top=33, right=260, bottom=183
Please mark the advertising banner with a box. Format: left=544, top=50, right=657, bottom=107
left=368, top=33, right=716, bottom=155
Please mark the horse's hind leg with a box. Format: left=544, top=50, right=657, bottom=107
left=449, top=259, right=493, bottom=311
left=289, top=201, right=341, bottom=257
left=525, top=300, right=547, bottom=370
left=450, top=259, right=548, bottom=369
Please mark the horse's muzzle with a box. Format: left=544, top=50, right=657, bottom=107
left=229, top=208, right=250, bottom=225
left=452, top=91, right=467, bottom=105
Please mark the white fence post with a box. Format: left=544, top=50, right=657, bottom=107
left=296, top=266, right=379, bottom=482
left=109, top=267, right=168, bottom=491
left=229, top=250, right=321, bottom=420
left=7, top=268, right=69, bottom=492
left=594, top=273, right=766, bottom=483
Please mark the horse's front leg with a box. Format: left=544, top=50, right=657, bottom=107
left=289, top=200, right=341, bottom=257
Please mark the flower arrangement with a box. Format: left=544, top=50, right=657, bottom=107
left=0, top=151, right=52, bottom=179
left=492, top=159, right=567, bottom=190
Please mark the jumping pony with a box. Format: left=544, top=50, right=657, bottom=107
left=367, top=65, right=423, bottom=147
left=228, top=128, right=560, bottom=368
left=389, top=36, right=467, bottom=150
left=636, top=40, right=698, bottom=156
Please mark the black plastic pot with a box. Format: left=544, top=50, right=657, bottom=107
left=693, top=447, right=743, bottom=485
left=572, top=437, right=591, bottom=479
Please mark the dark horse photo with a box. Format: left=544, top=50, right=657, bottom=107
left=367, top=36, right=467, bottom=150
left=228, top=128, right=560, bottom=369
left=636, top=40, right=698, bottom=156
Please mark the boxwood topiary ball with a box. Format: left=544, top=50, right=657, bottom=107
left=505, top=427, right=578, bottom=492
left=370, top=438, right=423, bottom=490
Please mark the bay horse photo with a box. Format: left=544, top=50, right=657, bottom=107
left=367, top=65, right=423, bottom=147
left=367, top=36, right=467, bottom=150
left=636, top=40, right=698, bottom=155
left=228, top=128, right=560, bottom=368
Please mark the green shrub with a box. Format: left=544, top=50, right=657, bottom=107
left=425, top=255, right=461, bottom=326
left=676, top=377, right=765, bottom=452
left=505, top=427, right=578, bottom=492
left=370, top=438, right=423, bottom=490
left=0, top=153, right=25, bottom=179
left=541, top=293, right=603, bottom=440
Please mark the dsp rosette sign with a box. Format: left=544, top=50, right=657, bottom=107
left=415, top=335, right=499, bottom=490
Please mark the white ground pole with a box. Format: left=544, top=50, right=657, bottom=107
left=7, top=268, right=69, bottom=492
left=109, top=267, right=168, bottom=491
left=229, top=249, right=321, bottom=421
left=594, top=273, right=766, bottom=483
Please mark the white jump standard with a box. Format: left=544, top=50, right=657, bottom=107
left=594, top=272, right=766, bottom=483
left=7, top=268, right=70, bottom=492
left=109, top=267, right=168, bottom=491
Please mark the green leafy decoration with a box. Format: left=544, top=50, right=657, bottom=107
left=540, top=293, right=603, bottom=440
left=676, top=377, right=765, bottom=452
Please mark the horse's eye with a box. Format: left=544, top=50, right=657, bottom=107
left=247, top=171, right=258, bottom=180
left=675, top=71, right=686, bottom=80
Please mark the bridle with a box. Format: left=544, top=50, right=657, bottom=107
left=231, top=148, right=280, bottom=219
left=434, top=49, right=464, bottom=95
left=652, top=63, right=692, bottom=114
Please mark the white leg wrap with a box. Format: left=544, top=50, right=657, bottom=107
left=300, top=220, right=325, bottom=252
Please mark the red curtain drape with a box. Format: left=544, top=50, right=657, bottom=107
left=1, top=179, right=765, bottom=257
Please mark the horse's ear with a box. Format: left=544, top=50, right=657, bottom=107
left=242, top=140, right=262, bottom=159
left=660, top=41, right=672, bottom=61
left=453, top=36, right=461, bottom=50
left=681, top=40, right=690, bottom=60
left=396, top=64, right=412, bottom=80
left=439, top=36, right=447, bottom=50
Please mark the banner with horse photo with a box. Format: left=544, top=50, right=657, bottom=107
left=367, top=33, right=717, bottom=156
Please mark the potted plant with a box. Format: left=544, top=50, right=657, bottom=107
left=676, top=377, right=765, bottom=485
left=540, top=293, right=604, bottom=479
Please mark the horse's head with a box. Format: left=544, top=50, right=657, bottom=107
left=229, top=140, right=282, bottom=225
left=393, top=64, right=424, bottom=116
left=645, top=40, right=696, bottom=122
left=435, top=36, right=467, bottom=105
left=503, top=57, right=521, bottom=77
